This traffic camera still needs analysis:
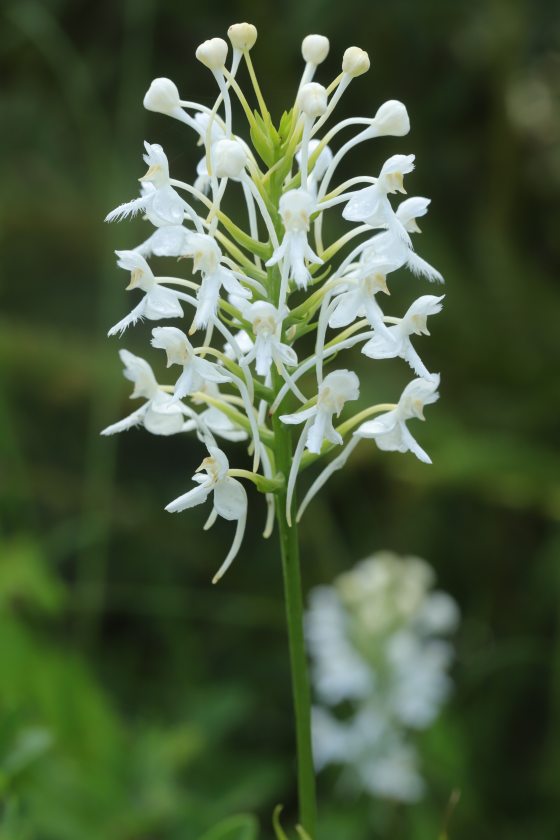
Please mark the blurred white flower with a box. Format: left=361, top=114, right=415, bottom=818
left=307, top=551, right=459, bottom=802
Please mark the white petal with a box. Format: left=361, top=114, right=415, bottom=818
left=108, top=299, right=146, bottom=336
left=144, top=286, right=184, bottom=321
left=165, top=483, right=211, bottom=512
left=213, top=477, right=248, bottom=521
left=173, top=366, right=199, bottom=400
left=105, top=195, right=148, bottom=223
left=100, top=404, right=148, bottom=435
left=280, top=406, right=317, bottom=425
left=406, top=251, right=444, bottom=283
left=328, top=291, right=362, bottom=329
left=361, top=330, right=401, bottom=360
left=355, top=409, right=399, bottom=439
left=212, top=510, right=247, bottom=584
left=144, top=403, right=186, bottom=435
left=342, top=185, right=381, bottom=222
left=400, top=422, right=432, bottom=463
left=148, top=185, right=185, bottom=226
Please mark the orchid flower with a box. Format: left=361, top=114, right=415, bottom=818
left=101, top=350, right=192, bottom=436
left=165, top=445, right=248, bottom=583
left=108, top=251, right=184, bottom=336
left=151, top=326, right=230, bottom=400
left=362, top=295, right=444, bottom=379
left=266, top=189, right=323, bottom=294
left=183, top=233, right=252, bottom=331
left=355, top=376, right=440, bottom=463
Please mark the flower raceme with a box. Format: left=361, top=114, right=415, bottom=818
left=103, top=25, right=444, bottom=582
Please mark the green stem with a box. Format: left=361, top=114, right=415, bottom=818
left=272, top=410, right=317, bottom=837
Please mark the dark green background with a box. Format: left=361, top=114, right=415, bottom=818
left=1, top=0, right=559, bottom=837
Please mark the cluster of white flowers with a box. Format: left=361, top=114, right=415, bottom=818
left=103, top=24, right=444, bottom=582
left=307, top=551, right=459, bottom=802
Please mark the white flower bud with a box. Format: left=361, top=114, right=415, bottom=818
left=301, top=34, right=330, bottom=65
left=372, top=100, right=410, bottom=137
left=228, top=22, right=257, bottom=51
left=342, top=46, right=370, bottom=77
left=143, top=77, right=181, bottom=115
left=298, top=82, right=328, bottom=118
left=213, top=138, right=247, bottom=178
left=196, top=38, right=228, bottom=71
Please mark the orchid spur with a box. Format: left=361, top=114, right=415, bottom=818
left=103, top=24, right=444, bottom=836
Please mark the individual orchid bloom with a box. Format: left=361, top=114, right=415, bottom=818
left=281, top=369, right=360, bottom=525
left=354, top=375, right=440, bottom=464
left=165, top=445, right=248, bottom=583
left=362, top=295, right=444, bottom=379
left=266, top=189, right=322, bottom=291
left=183, top=233, right=252, bottom=330
left=281, top=369, right=360, bottom=454
left=240, top=301, right=298, bottom=378
left=101, top=350, right=192, bottom=437
left=342, top=154, right=416, bottom=241
left=151, top=326, right=230, bottom=400
left=108, top=251, right=184, bottom=336
left=328, top=256, right=400, bottom=332
left=295, top=140, right=333, bottom=199
left=355, top=197, right=443, bottom=284
left=106, top=143, right=191, bottom=227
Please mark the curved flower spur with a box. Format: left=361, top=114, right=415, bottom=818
left=102, top=24, right=443, bottom=834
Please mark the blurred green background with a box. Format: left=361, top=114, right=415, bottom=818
left=1, top=0, right=559, bottom=837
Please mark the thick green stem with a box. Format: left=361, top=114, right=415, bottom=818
left=272, top=411, right=317, bottom=837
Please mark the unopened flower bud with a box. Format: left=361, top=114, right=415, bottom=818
left=228, top=22, right=257, bottom=51
left=143, top=78, right=181, bottom=115
left=302, top=34, right=330, bottom=65
left=298, top=82, right=328, bottom=118
left=342, top=46, right=370, bottom=77
left=196, top=38, right=228, bottom=71
left=213, top=138, right=247, bottom=178
left=372, top=100, right=410, bottom=137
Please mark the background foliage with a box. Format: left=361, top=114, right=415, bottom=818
left=1, top=0, right=559, bottom=837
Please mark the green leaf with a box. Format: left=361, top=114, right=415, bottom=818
left=249, top=121, right=275, bottom=167
left=197, top=814, right=259, bottom=840
left=278, top=109, right=294, bottom=143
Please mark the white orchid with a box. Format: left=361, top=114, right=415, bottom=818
left=108, top=251, right=184, bottom=336
left=101, top=350, right=192, bottom=436
left=102, top=30, right=447, bottom=832
left=183, top=233, right=252, bottom=330
left=281, top=369, right=360, bottom=454
left=165, top=445, right=248, bottom=583
left=355, top=376, right=440, bottom=463
left=362, top=295, right=444, bottom=379
left=266, top=189, right=322, bottom=291
left=328, top=256, right=399, bottom=332
left=342, top=154, right=416, bottom=241
left=239, top=301, right=297, bottom=378
left=308, top=552, right=458, bottom=803
left=151, top=326, right=230, bottom=400
left=354, top=196, right=443, bottom=284
left=106, top=142, right=188, bottom=226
